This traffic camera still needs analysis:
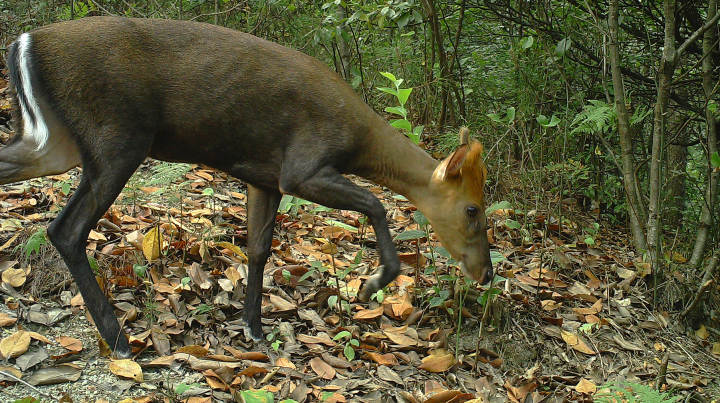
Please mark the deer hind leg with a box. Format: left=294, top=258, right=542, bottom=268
left=47, top=125, right=151, bottom=358
left=0, top=100, right=82, bottom=186
left=243, top=185, right=281, bottom=340
left=279, top=163, right=401, bottom=302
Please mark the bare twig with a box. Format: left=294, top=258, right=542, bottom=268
left=0, top=370, right=54, bottom=400
left=655, top=351, right=670, bottom=391
left=681, top=250, right=719, bottom=318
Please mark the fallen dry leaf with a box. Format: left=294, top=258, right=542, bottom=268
left=366, top=352, right=398, bottom=366
left=56, top=336, right=83, bottom=352
left=0, top=312, right=17, bottom=327
left=575, top=378, right=597, bottom=394
left=177, top=345, right=209, bottom=357
left=215, top=241, right=248, bottom=262
left=109, top=359, right=144, bottom=382
left=696, top=325, right=709, bottom=340
left=0, top=330, right=31, bottom=358
left=561, top=330, right=596, bottom=355
left=383, top=293, right=414, bottom=320
left=418, top=349, right=455, bottom=373
left=309, top=357, right=336, bottom=379
left=2, top=267, right=26, bottom=287
left=353, top=306, right=384, bottom=320
left=275, top=357, right=296, bottom=369
left=142, top=226, right=162, bottom=261
left=424, top=389, right=475, bottom=403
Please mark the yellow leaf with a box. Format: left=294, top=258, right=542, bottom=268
left=696, top=325, right=709, bottom=340
left=2, top=267, right=26, bottom=287
left=215, top=241, right=248, bottom=262
left=109, top=359, right=144, bottom=382
left=712, top=342, right=720, bottom=356
left=142, top=226, right=162, bottom=261
left=561, top=330, right=596, bottom=355
left=418, top=349, right=455, bottom=372
left=575, top=378, right=597, bottom=394
left=0, top=330, right=31, bottom=358
left=275, top=357, right=296, bottom=369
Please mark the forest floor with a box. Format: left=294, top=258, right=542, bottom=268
left=1, top=82, right=719, bottom=403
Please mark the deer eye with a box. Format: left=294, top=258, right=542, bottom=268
left=466, top=205, right=479, bottom=217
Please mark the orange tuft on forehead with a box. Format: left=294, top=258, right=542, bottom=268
left=459, top=141, right=488, bottom=203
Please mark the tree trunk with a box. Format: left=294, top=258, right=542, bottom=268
left=608, top=0, right=648, bottom=252
left=690, top=0, right=719, bottom=267
left=646, top=0, right=677, bottom=274
left=422, top=0, right=450, bottom=126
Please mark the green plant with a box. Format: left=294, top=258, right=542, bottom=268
left=278, top=195, right=314, bottom=216
left=20, top=228, right=47, bottom=259
left=595, top=381, right=680, bottom=402
left=333, top=330, right=359, bottom=361
left=266, top=328, right=283, bottom=352
left=377, top=72, right=423, bottom=143
left=583, top=222, right=600, bottom=245
left=174, top=382, right=203, bottom=396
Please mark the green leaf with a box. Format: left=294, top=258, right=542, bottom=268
left=385, top=106, right=407, bottom=118
left=390, top=119, right=412, bottom=132
left=711, top=151, right=720, bottom=168
left=520, top=35, right=534, bottom=49
left=278, top=194, right=294, bottom=213
left=133, top=264, right=147, bottom=278
left=397, top=88, right=412, bottom=106
left=490, top=250, right=506, bottom=265
left=240, top=389, right=274, bottom=403
left=536, top=114, right=549, bottom=126
left=377, top=86, right=398, bottom=97
left=413, top=211, right=429, bottom=227
left=477, top=287, right=501, bottom=306
left=344, top=343, right=355, bottom=361
left=412, top=125, right=424, bottom=138
left=379, top=71, right=397, bottom=82
left=545, top=115, right=561, bottom=127
left=202, top=187, right=214, bottom=196
left=325, top=219, right=358, bottom=232
left=175, top=383, right=191, bottom=395
left=282, top=269, right=291, bottom=282
left=333, top=330, right=352, bottom=341
left=505, top=107, right=516, bottom=123
left=394, top=229, right=426, bottom=241
left=504, top=219, right=522, bottom=229
left=23, top=228, right=47, bottom=258
left=485, top=200, right=512, bottom=215
left=584, top=236, right=595, bottom=245
left=487, top=113, right=502, bottom=123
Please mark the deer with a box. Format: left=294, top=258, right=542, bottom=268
left=2, top=17, right=493, bottom=358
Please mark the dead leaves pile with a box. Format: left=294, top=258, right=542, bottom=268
left=0, top=163, right=717, bottom=401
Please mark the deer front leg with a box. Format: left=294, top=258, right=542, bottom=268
left=279, top=164, right=401, bottom=302
left=243, top=184, right=281, bottom=340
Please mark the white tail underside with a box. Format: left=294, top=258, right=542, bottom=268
left=17, top=33, right=50, bottom=151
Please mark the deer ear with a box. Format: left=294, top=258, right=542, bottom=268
left=459, top=127, right=470, bottom=145
left=433, top=144, right=468, bottom=181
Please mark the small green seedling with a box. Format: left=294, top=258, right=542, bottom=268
left=333, top=330, right=359, bottom=361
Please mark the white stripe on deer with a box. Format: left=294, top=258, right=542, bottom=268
left=17, top=33, right=50, bottom=151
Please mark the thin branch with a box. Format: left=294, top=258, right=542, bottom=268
left=677, top=10, right=720, bottom=58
